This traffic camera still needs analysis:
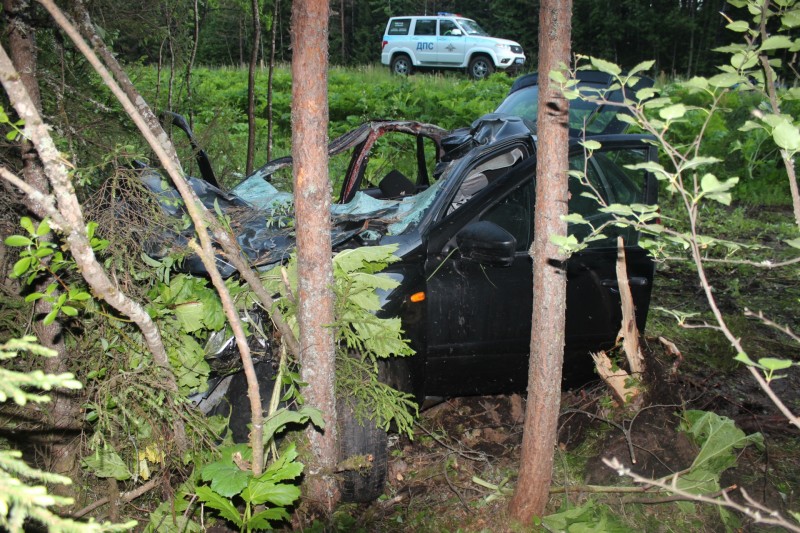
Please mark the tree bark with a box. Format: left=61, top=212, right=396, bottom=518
left=3, top=0, right=82, bottom=490
left=266, top=0, right=279, bottom=160
left=291, top=0, right=338, bottom=511
left=246, top=0, right=261, bottom=175
left=508, top=0, right=572, bottom=523
left=185, top=0, right=200, bottom=129
left=9, top=2, right=192, bottom=451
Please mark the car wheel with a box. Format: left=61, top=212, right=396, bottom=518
left=338, top=394, right=389, bottom=503
left=468, top=55, right=495, bottom=80
left=390, top=54, right=413, bottom=76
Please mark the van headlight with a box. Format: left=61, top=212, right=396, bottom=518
left=495, top=43, right=511, bottom=51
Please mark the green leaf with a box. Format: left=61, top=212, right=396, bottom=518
left=82, top=448, right=132, bottom=480
left=580, top=140, right=602, bottom=151
left=635, top=87, right=657, bottom=101
left=589, top=57, right=621, bottom=76
left=36, top=219, right=51, bottom=237
left=200, top=460, right=251, bottom=498
left=659, top=103, right=687, bottom=121
left=725, top=20, right=750, bottom=32
left=784, top=237, right=800, bottom=249
left=773, top=120, right=800, bottom=152
left=683, top=77, right=709, bottom=91
left=759, top=35, right=794, bottom=51
left=680, top=410, right=763, bottom=479
left=24, top=292, right=45, bottom=303
left=12, top=256, right=33, bottom=278
left=173, top=302, right=206, bottom=333
left=757, top=358, right=793, bottom=372
left=60, top=306, right=78, bottom=317
left=735, top=352, right=758, bottom=368
left=700, top=174, right=739, bottom=205
left=245, top=480, right=301, bottom=507
left=4, top=235, right=33, bottom=247
left=20, top=216, right=34, bottom=235
left=68, top=289, right=92, bottom=301
left=562, top=213, right=590, bottom=224
left=548, top=69, right=568, bottom=84
left=708, top=72, right=743, bottom=88
left=627, top=60, right=654, bottom=77
left=739, top=120, right=763, bottom=132
left=642, top=96, right=672, bottom=110
left=782, top=9, right=800, bottom=28
left=730, top=51, right=758, bottom=70
left=333, top=244, right=399, bottom=274
left=261, top=444, right=304, bottom=484
left=249, top=508, right=290, bottom=530
left=195, top=486, right=243, bottom=527
left=550, top=234, right=583, bottom=254
left=262, top=407, right=324, bottom=442
left=681, top=156, right=721, bottom=171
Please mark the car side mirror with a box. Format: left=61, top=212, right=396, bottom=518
left=456, top=221, right=516, bottom=267
left=449, top=29, right=462, bottom=36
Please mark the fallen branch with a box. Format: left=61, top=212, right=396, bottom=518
left=604, top=457, right=800, bottom=532
left=71, top=477, right=159, bottom=519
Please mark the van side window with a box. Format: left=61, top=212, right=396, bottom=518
left=414, top=19, right=437, bottom=36
left=388, top=19, right=411, bottom=35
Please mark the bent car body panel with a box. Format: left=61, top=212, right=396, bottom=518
left=141, top=112, right=658, bottom=401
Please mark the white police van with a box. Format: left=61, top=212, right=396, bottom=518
left=381, top=14, right=526, bottom=79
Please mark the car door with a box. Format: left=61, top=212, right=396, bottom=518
left=422, top=138, right=657, bottom=396
left=411, top=18, right=438, bottom=65
left=563, top=137, right=657, bottom=380
left=437, top=19, right=466, bottom=65
left=424, top=144, right=535, bottom=396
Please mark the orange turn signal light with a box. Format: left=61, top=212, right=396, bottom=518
left=409, top=291, right=426, bottom=303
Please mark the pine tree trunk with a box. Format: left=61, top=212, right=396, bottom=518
left=508, top=0, right=572, bottom=523
left=291, top=0, right=339, bottom=511
left=246, top=0, right=261, bottom=175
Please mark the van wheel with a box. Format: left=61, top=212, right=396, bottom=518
left=390, top=54, right=413, bottom=76
left=468, top=55, right=494, bottom=79
left=338, top=395, right=389, bottom=503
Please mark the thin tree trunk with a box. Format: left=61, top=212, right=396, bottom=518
left=185, top=0, right=200, bottom=129
left=167, top=19, right=175, bottom=112
left=3, top=0, right=82, bottom=491
left=246, top=0, right=261, bottom=175
left=340, top=0, right=345, bottom=63
left=685, top=0, right=696, bottom=78
left=508, top=0, right=572, bottom=523
left=266, top=0, right=279, bottom=160
left=291, top=0, right=338, bottom=511
left=756, top=1, right=800, bottom=229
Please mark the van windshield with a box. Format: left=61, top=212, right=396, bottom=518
left=457, top=19, right=488, bottom=36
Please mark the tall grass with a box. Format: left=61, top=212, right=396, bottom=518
left=125, top=64, right=791, bottom=206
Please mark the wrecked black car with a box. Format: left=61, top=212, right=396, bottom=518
left=142, top=76, right=658, bottom=502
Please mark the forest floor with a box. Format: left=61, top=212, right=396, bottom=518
left=314, top=204, right=800, bottom=532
